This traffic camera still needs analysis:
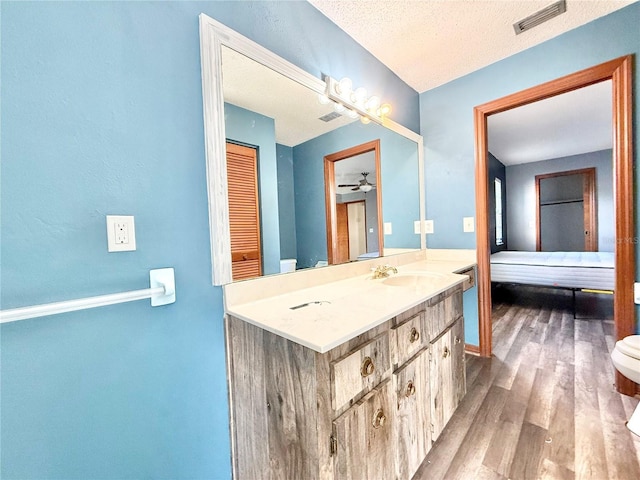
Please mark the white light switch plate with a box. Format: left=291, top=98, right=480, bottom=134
left=424, top=220, right=434, bottom=234
left=106, top=215, right=136, bottom=252
left=634, top=283, right=640, bottom=304
left=463, top=217, right=475, bottom=233
left=384, top=222, right=392, bottom=235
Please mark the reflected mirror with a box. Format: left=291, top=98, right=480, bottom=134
left=199, top=14, right=424, bottom=284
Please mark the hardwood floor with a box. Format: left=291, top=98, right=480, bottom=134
left=415, top=286, right=640, bottom=480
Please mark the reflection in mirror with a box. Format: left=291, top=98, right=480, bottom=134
left=325, top=141, right=383, bottom=265
left=221, top=46, right=421, bottom=281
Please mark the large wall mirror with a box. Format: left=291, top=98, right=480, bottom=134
left=199, top=14, right=425, bottom=285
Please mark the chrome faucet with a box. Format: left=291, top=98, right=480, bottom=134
left=371, top=264, right=398, bottom=279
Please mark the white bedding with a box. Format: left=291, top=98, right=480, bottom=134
left=490, top=251, right=614, bottom=291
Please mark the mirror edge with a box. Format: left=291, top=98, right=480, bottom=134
left=199, top=13, right=426, bottom=285
left=381, top=117, right=426, bottom=250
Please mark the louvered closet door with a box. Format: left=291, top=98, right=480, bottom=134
left=226, top=142, right=262, bottom=280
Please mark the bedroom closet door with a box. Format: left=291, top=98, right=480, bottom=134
left=536, top=168, right=597, bottom=252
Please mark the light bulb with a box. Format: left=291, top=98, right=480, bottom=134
left=336, top=77, right=353, bottom=97
left=317, top=93, right=330, bottom=105
left=333, top=102, right=345, bottom=113
left=366, top=95, right=381, bottom=113
left=360, top=116, right=371, bottom=125
left=346, top=108, right=359, bottom=119
left=379, top=103, right=392, bottom=117
left=351, top=87, right=367, bottom=105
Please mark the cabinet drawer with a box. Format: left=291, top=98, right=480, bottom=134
left=392, top=312, right=426, bottom=367
left=425, top=289, right=462, bottom=340
left=331, top=333, right=390, bottom=412
left=459, top=267, right=475, bottom=291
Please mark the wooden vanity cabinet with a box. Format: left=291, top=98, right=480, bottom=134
left=225, top=284, right=465, bottom=480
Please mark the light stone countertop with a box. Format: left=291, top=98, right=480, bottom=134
left=225, top=257, right=475, bottom=353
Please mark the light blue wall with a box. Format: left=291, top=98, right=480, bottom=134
left=505, top=149, right=614, bottom=252
left=224, top=103, right=280, bottom=275
left=0, top=1, right=418, bottom=479
left=276, top=144, right=297, bottom=261
left=293, top=121, right=421, bottom=269
left=421, top=3, right=640, bottom=341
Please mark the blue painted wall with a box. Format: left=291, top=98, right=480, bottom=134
left=293, top=121, right=421, bottom=269
left=505, top=149, right=614, bottom=252
left=421, top=3, right=640, bottom=341
left=276, top=144, right=297, bottom=261
left=224, top=103, right=280, bottom=275
left=0, top=1, right=418, bottom=478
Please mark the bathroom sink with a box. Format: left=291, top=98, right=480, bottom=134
left=382, top=271, right=446, bottom=287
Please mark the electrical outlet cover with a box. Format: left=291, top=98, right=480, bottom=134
left=106, top=215, right=136, bottom=252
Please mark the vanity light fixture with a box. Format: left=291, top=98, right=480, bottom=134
left=323, top=76, right=392, bottom=125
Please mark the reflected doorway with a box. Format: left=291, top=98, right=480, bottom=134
left=324, top=140, right=383, bottom=265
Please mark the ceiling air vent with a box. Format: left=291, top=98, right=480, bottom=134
left=513, top=0, right=566, bottom=35
left=319, top=111, right=342, bottom=122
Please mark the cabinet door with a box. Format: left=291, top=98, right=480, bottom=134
left=394, top=349, right=431, bottom=480
left=429, top=327, right=454, bottom=441
left=333, top=379, right=396, bottom=480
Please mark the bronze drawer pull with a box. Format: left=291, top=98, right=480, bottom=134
left=455, top=336, right=461, bottom=344
left=405, top=380, right=416, bottom=397
left=360, top=356, right=375, bottom=377
left=372, top=409, right=386, bottom=428
left=443, top=346, right=450, bottom=358
left=409, top=327, right=420, bottom=343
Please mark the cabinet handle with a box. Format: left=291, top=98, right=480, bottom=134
left=372, top=409, right=386, bottom=429
left=405, top=380, right=416, bottom=397
left=409, top=327, right=420, bottom=343
left=443, top=346, right=450, bottom=358
left=455, top=336, right=461, bottom=344
left=360, top=357, right=375, bottom=377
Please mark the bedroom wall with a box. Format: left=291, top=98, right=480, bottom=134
left=504, top=149, right=613, bottom=252
left=488, top=153, right=507, bottom=253
left=277, top=144, right=297, bottom=261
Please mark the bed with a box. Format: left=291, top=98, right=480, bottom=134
left=490, top=251, right=614, bottom=291
left=490, top=251, right=614, bottom=315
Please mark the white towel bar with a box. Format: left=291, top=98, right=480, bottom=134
left=0, top=268, right=176, bottom=324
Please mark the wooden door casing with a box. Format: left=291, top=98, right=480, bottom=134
left=474, top=56, right=634, bottom=398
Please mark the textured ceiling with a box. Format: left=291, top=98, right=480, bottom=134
left=308, top=0, right=636, bottom=92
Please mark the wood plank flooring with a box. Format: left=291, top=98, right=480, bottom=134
left=415, top=286, right=640, bottom=480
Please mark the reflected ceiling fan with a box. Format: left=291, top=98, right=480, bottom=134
left=338, top=172, right=376, bottom=192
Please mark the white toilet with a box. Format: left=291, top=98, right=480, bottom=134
left=611, top=335, right=640, bottom=436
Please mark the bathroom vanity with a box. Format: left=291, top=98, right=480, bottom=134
left=223, top=251, right=475, bottom=479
